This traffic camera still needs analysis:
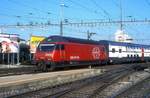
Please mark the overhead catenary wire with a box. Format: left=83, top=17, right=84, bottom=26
left=7, top=0, right=59, bottom=17
left=0, top=12, right=33, bottom=22
left=90, top=0, right=111, bottom=19
left=112, top=0, right=120, bottom=8
left=0, top=12, right=53, bottom=21
left=0, top=0, right=60, bottom=24
left=7, top=0, right=48, bottom=14
left=66, top=0, right=103, bottom=15
left=0, top=0, right=87, bottom=26
left=0, top=4, right=55, bottom=25
left=145, top=0, right=150, bottom=6
left=0, top=8, right=55, bottom=20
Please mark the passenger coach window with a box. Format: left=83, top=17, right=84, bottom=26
left=134, top=55, right=136, bottom=58
left=119, top=49, right=122, bottom=53
left=112, top=48, right=115, bottom=53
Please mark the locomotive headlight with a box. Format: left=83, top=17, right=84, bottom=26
left=45, top=54, right=52, bottom=56
left=45, top=54, right=52, bottom=61
left=48, top=58, right=51, bottom=60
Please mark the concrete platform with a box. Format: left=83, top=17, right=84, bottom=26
left=0, top=64, right=34, bottom=69
left=0, top=69, right=99, bottom=87
left=0, top=68, right=103, bottom=97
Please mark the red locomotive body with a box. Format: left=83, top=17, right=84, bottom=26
left=34, top=36, right=108, bottom=71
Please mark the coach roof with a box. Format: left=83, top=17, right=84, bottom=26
left=99, top=40, right=150, bottom=48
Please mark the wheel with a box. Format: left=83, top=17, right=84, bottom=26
left=49, top=66, right=55, bottom=71
left=37, top=61, right=47, bottom=72
left=88, top=65, right=92, bottom=69
left=37, top=62, right=42, bottom=71
left=41, top=63, right=47, bottom=72
left=49, top=62, right=55, bottom=71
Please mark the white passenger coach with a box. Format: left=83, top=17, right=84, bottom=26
left=99, top=40, right=150, bottom=63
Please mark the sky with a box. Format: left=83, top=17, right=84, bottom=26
left=0, top=0, right=150, bottom=44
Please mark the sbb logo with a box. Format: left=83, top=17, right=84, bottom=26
left=92, top=47, right=100, bottom=59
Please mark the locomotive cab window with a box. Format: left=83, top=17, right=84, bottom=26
left=39, top=44, right=55, bottom=51
left=60, top=44, right=65, bottom=50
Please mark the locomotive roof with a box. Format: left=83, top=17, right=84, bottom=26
left=99, top=40, right=150, bottom=48
left=44, top=36, right=100, bottom=45
left=42, top=36, right=150, bottom=48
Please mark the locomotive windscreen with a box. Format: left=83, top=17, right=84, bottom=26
left=42, top=36, right=67, bottom=43
left=38, top=44, right=55, bottom=51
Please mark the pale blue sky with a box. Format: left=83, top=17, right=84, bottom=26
left=0, top=0, right=150, bottom=44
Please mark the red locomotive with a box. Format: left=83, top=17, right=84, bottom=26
left=34, top=36, right=108, bottom=71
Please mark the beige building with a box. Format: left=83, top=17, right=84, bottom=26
left=115, top=29, right=133, bottom=43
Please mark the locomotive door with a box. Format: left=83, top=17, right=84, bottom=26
left=59, top=44, right=65, bottom=63
left=141, top=48, right=144, bottom=61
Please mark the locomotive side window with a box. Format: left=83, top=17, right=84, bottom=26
left=55, top=44, right=59, bottom=50
left=112, top=48, right=115, bottom=53
left=60, top=44, right=65, bottom=50
left=55, top=44, right=65, bottom=50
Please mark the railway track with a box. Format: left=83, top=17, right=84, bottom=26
left=113, top=69, right=150, bottom=98
left=55, top=66, right=134, bottom=98
left=7, top=64, right=141, bottom=98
